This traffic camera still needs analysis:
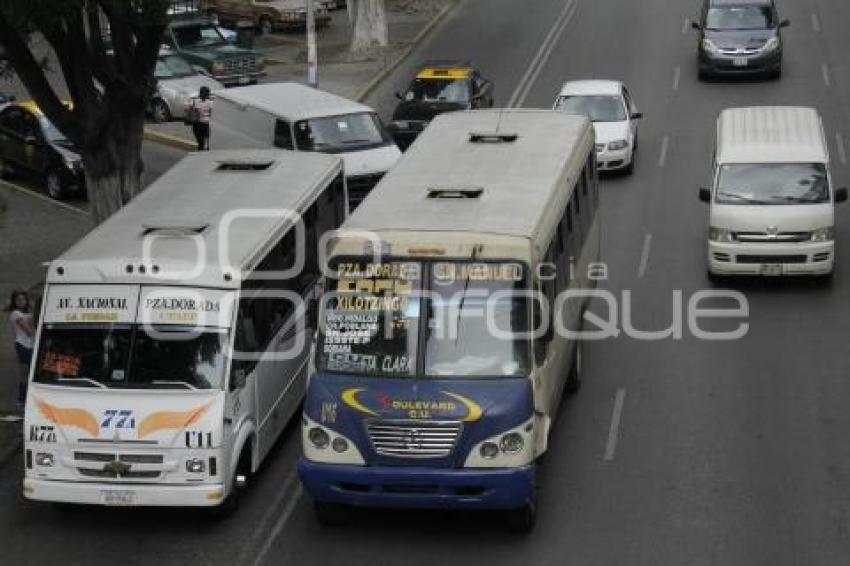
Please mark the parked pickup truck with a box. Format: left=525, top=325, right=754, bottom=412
left=164, top=16, right=266, bottom=86
left=205, top=0, right=330, bottom=34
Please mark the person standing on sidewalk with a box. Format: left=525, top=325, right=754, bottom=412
left=6, top=290, right=34, bottom=406
left=186, top=86, right=214, bottom=151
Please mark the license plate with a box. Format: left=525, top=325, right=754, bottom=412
left=760, top=264, right=782, bottom=276
left=732, top=58, right=749, bottom=67
left=101, top=490, right=135, bottom=506
left=238, top=76, right=250, bottom=85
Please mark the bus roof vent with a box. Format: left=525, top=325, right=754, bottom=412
left=426, top=186, right=484, bottom=199
left=469, top=132, right=518, bottom=143
left=142, top=222, right=209, bottom=236
left=215, top=160, right=275, bottom=172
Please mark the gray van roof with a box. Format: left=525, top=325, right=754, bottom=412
left=214, top=82, right=374, bottom=121
left=50, top=149, right=343, bottom=287
left=717, top=106, right=828, bottom=164
left=344, top=109, right=594, bottom=245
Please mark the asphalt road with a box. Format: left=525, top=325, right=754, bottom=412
left=5, top=0, right=850, bottom=564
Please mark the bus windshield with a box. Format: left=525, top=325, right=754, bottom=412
left=34, top=324, right=228, bottom=390
left=315, top=259, right=530, bottom=379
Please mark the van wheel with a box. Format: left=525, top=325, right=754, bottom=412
left=505, top=498, right=536, bottom=533
left=566, top=340, right=582, bottom=395
left=45, top=169, right=65, bottom=200
left=151, top=98, right=171, bottom=123
left=259, top=16, right=274, bottom=35
left=314, top=501, right=350, bottom=526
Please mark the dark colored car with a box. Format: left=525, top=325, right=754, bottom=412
left=692, top=0, right=789, bottom=79
left=0, top=101, right=84, bottom=200
left=387, top=63, right=494, bottom=150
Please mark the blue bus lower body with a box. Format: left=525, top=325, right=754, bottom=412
left=298, top=459, right=535, bottom=510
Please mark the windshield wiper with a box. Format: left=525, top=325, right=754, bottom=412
left=341, top=138, right=373, bottom=144
left=151, top=380, right=198, bottom=390
left=717, top=191, right=768, bottom=204
left=55, top=377, right=108, bottom=389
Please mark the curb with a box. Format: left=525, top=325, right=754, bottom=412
left=355, top=0, right=458, bottom=102
left=142, top=128, right=196, bottom=152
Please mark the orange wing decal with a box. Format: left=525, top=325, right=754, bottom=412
left=34, top=398, right=99, bottom=437
left=138, top=402, right=213, bottom=438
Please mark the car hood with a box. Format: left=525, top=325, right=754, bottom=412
left=25, top=386, right=225, bottom=449
left=392, top=100, right=468, bottom=122
left=710, top=202, right=834, bottom=232
left=592, top=120, right=630, bottom=144
left=183, top=45, right=255, bottom=62
left=704, top=28, right=776, bottom=50
left=159, top=75, right=224, bottom=97
left=341, top=143, right=401, bottom=176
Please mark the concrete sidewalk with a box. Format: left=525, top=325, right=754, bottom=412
left=146, top=1, right=455, bottom=150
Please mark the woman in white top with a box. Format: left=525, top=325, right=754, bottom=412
left=7, top=290, right=35, bottom=405
left=187, top=86, right=214, bottom=151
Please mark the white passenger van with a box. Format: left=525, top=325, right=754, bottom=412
left=298, top=109, right=601, bottom=531
left=701, top=106, right=847, bottom=277
left=211, top=82, right=401, bottom=210
left=23, top=149, right=346, bottom=512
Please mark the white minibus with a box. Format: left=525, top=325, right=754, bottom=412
left=23, top=149, right=345, bottom=513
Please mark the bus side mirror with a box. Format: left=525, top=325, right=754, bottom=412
left=779, top=19, right=790, bottom=28
left=533, top=299, right=553, bottom=366
left=699, top=187, right=711, bottom=202
left=836, top=187, right=848, bottom=203
left=395, top=91, right=403, bottom=100
left=691, top=20, right=702, bottom=31
left=230, top=367, right=247, bottom=391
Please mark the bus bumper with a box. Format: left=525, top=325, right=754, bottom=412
left=298, top=459, right=535, bottom=510
left=23, top=478, right=227, bottom=507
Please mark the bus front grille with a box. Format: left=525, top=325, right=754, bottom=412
left=365, top=420, right=462, bottom=459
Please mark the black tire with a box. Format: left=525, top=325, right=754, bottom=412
left=566, top=340, right=582, bottom=395
left=624, top=154, right=635, bottom=175
left=698, top=68, right=709, bottom=81
left=314, top=500, right=350, bottom=526
left=505, top=499, right=536, bottom=533
left=0, top=157, right=12, bottom=179
left=45, top=168, right=65, bottom=200
left=151, top=98, right=171, bottom=123
left=258, top=16, right=274, bottom=36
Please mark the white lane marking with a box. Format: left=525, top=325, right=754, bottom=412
left=237, top=470, right=300, bottom=566
left=682, top=17, right=690, bottom=34
left=604, top=388, right=627, bottom=462
left=508, top=0, right=578, bottom=108
left=249, top=484, right=304, bottom=566
left=0, top=179, right=90, bottom=217
left=638, top=233, right=652, bottom=278
left=822, top=63, right=831, bottom=87
left=672, top=67, right=681, bottom=91
left=812, top=13, right=821, bottom=33
left=657, top=135, right=670, bottom=168
left=836, top=133, right=848, bottom=165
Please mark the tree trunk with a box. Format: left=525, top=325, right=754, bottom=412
left=81, top=98, right=146, bottom=225
left=350, top=0, right=388, bottom=54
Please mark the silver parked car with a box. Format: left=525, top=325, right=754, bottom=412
left=150, top=51, right=224, bottom=123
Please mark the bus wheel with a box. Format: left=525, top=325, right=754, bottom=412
left=505, top=499, right=536, bottom=533
left=566, top=341, right=582, bottom=395
left=314, top=500, right=350, bottom=526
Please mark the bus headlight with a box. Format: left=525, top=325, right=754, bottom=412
left=302, top=414, right=365, bottom=465
left=186, top=458, right=206, bottom=474
left=36, top=452, right=55, bottom=467
left=811, top=227, right=835, bottom=242
left=465, top=417, right=534, bottom=468
left=308, top=427, right=330, bottom=449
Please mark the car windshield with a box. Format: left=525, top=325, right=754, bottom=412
left=404, top=78, right=470, bottom=103
left=555, top=95, right=626, bottom=122
left=706, top=6, right=775, bottom=30
left=38, top=116, right=68, bottom=144
left=315, top=260, right=531, bottom=379
left=172, top=24, right=226, bottom=49
left=715, top=163, right=830, bottom=205
left=34, top=324, right=228, bottom=389
left=154, top=55, right=196, bottom=79
left=294, top=112, right=392, bottom=153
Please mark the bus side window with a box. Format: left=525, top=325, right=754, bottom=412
left=274, top=119, right=294, bottom=150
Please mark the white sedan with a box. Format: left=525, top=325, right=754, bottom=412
left=553, top=80, right=642, bottom=174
